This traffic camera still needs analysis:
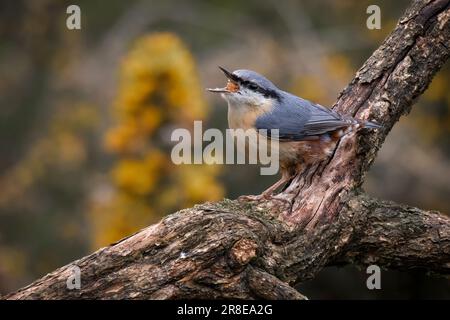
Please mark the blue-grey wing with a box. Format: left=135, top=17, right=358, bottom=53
left=255, top=94, right=352, bottom=141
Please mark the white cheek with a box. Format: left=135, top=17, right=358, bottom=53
left=247, top=92, right=265, bottom=105
left=222, top=93, right=238, bottom=104
left=228, top=89, right=265, bottom=106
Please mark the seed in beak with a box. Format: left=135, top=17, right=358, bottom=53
left=226, top=80, right=239, bottom=92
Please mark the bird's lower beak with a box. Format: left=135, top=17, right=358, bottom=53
left=207, top=80, right=240, bottom=93
left=207, top=87, right=229, bottom=93
left=206, top=66, right=240, bottom=94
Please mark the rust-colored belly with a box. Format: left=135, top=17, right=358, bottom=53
left=279, top=139, right=337, bottom=173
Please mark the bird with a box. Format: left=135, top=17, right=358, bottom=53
left=207, top=67, right=381, bottom=201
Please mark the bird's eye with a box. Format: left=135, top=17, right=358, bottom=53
left=248, top=83, right=259, bottom=91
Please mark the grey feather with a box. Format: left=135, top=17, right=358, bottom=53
left=255, top=92, right=353, bottom=141
left=233, top=70, right=278, bottom=90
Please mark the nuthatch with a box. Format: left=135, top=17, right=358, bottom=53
left=208, top=67, right=380, bottom=201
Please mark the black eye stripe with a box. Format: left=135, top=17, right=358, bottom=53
left=242, top=81, right=259, bottom=90
left=239, top=79, right=280, bottom=100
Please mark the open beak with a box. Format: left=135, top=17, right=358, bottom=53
left=218, top=66, right=239, bottom=82
left=206, top=66, right=240, bottom=93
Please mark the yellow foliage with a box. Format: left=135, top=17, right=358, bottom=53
left=105, top=124, right=140, bottom=154
left=90, top=33, right=223, bottom=248
left=178, top=165, right=224, bottom=204
left=112, top=151, right=166, bottom=195
left=90, top=194, right=153, bottom=246
left=0, top=102, right=97, bottom=207
left=115, top=33, right=206, bottom=127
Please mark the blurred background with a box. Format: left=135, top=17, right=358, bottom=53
left=0, top=0, right=448, bottom=298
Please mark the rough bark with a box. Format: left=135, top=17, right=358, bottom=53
left=5, top=195, right=449, bottom=300
left=269, top=0, right=450, bottom=228
left=337, top=194, right=450, bottom=275
left=4, top=0, right=450, bottom=299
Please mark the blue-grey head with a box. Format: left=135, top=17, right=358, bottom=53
left=207, top=67, right=280, bottom=107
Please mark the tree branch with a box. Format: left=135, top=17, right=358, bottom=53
left=4, top=0, right=450, bottom=299
left=273, top=0, right=450, bottom=227
left=4, top=196, right=449, bottom=299
left=336, top=194, right=450, bottom=276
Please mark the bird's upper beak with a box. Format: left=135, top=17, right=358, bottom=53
left=218, top=66, right=240, bottom=82
left=207, top=66, right=240, bottom=93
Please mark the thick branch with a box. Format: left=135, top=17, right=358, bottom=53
left=337, top=194, right=450, bottom=275
left=4, top=197, right=449, bottom=299
left=5, top=201, right=307, bottom=299
left=274, top=0, right=450, bottom=227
